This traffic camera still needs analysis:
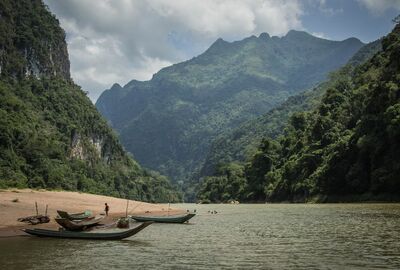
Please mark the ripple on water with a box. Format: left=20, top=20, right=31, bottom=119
left=1, top=204, right=400, bottom=269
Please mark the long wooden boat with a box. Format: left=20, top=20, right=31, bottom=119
left=131, top=213, right=195, bottom=223
left=57, top=210, right=92, bottom=220
left=22, top=222, right=153, bottom=240
left=55, top=216, right=104, bottom=231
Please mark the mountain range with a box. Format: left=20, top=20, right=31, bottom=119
left=2, top=0, right=398, bottom=204
left=200, top=39, right=383, bottom=179
left=198, top=25, right=400, bottom=202
left=96, top=30, right=364, bottom=197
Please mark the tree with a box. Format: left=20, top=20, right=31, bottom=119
left=392, top=14, right=400, bottom=24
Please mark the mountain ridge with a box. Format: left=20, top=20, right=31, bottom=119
left=200, top=38, right=383, bottom=178
left=197, top=24, right=399, bottom=203
left=96, top=28, right=364, bottom=197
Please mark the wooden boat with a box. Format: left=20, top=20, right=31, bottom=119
left=18, top=215, right=50, bottom=225
left=57, top=210, right=92, bottom=220
left=21, top=222, right=153, bottom=240
left=130, top=213, right=195, bottom=223
left=55, top=216, right=104, bottom=231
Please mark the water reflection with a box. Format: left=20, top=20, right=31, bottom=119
left=1, top=204, right=400, bottom=269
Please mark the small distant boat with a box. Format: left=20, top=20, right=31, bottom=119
left=22, top=222, right=153, bottom=240
left=57, top=210, right=92, bottom=220
left=130, top=213, right=195, bottom=223
left=55, top=216, right=104, bottom=231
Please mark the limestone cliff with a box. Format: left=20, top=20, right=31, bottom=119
left=0, top=0, right=180, bottom=202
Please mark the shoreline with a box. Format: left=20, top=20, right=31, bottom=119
left=0, top=189, right=185, bottom=237
left=197, top=193, right=400, bottom=204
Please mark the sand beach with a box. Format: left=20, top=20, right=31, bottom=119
left=0, top=189, right=184, bottom=237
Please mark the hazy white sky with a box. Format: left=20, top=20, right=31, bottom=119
left=44, top=0, right=400, bottom=102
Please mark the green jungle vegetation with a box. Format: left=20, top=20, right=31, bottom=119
left=96, top=30, right=364, bottom=200
left=201, top=39, right=382, bottom=179
left=197, top=23, right=400, bottom=203
left=0, top=0, right=181, bottom=202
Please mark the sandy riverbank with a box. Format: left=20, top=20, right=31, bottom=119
left=0, top=189, right=185, bottom=237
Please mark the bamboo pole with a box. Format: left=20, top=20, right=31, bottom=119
left=45, top=204, right=48, bottom=216
left=125, top=199, right=129, bottom=218
left=35, top=201, right=38, bottom=215
left=168, top=194, right=170, bottom=216
left=128, top=202, right=142, bottom=215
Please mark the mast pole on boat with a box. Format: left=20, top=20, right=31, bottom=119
left=168, top=194, right=170, bottom=217
left=125, top=199, right=129, bottom=218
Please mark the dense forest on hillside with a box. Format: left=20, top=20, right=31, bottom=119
left=198, top=24, right=400, bottom=203
left=0, top=0, right=180, bottom=202
left=201, top=39, right=382, bottom=179
left=97, top=30, right=363, bottom=198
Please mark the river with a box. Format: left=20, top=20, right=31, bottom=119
left=1, top=204, right=400, bottom=269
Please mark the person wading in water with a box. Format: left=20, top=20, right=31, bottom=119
left=105, top=203, right=109, bottom=216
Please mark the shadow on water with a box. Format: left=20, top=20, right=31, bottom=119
left=118, top=239, right=153, bottom=247
left=1, top=204, right=400, bottom=269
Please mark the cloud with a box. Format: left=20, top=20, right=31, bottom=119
left=357, top=0, right=400, bottom=15
left=312, top=32, right=329, bottom=39
left=44, top=0, right=304, bottom=101
left=313, top=0, right=343, bottom=16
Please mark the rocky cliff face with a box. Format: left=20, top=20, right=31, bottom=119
left=70, top=130, right=117, bottom=165
left=0, top=0, right=70, bottom=80
left=0, top=0, right=121, bottom=168
left=0, top=0, right=180, bottom=202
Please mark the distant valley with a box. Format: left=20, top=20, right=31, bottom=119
left=96, top=30, right=364, bottom=199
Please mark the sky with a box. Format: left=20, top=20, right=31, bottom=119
left=43, top=0, right=400, bottom=102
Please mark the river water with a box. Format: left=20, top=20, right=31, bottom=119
left=1, top=204, right=400, bottom=269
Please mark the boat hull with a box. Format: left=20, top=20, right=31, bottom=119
left=22, top=222, right=153, bottom=240
left=55, top=216, right=104, bottom=231
left=131, top=213, right=195, bottom=223
left=57, top=210, right=92, bottom=220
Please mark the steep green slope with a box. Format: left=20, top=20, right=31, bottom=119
left=0, top=0, right=180, bottom=202
left=198, top=24, right=400, bottom=203
left=96, top=31, right=364, bottom=188
left=201, top=39, right=382, bottom=178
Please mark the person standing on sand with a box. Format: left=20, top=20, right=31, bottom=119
left=105, top=203, right=109, bottom=216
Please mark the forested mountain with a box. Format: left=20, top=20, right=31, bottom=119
left=201, top=39, right=382, bottom=178
left=96, top=30, right=363, bottom=189
left=198, top=24, right=400, bottom=203
left=0, top=0, right=180, bottom=202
